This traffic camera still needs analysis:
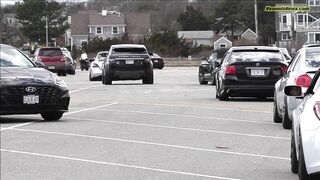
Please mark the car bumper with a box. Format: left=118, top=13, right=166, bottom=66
left=44, top=64, right=67, bottom=73
left=153, top=62, right=164, bottom=69
left=109, top=64, right=150, bottom=80
left=91, top=67, right=102, bottom=78
left=302, top=127, right=320, bottom=175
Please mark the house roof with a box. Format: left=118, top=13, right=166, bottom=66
left=125, top=13, right=151, bottom=34
left=89, top=14, right=125, bottom=26
left=213, top=37, right=232, bottom=44
left=71, top=14, right=89, bottom=35
left=241, top=29, right=257, bottom=38
left=178, top=31, right=214, bottom=39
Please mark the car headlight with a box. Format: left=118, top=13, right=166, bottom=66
left=53, top=76, right=68, bottom=88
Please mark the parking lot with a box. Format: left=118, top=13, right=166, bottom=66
left=0, top=67, right=297, bottom=180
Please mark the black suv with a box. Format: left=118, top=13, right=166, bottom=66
left=102, top=44, right=154, bottom=85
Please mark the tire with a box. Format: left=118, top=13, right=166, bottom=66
left=219, top=92, right=228, bottom=101
left=41, top=111, right=63, bottom=121
left=61, top=71, right=67, bottom=76
left=70, top=69, right=75, bottom=75
left=143, top=68, right=154, bottom=84
left=273, top=97, right=282, bottom=123
left=282, top=100, right=292, bottom=129
left=89, top=71, right=96, bottom=81
left=291, top=127, right=298, bottom=173
left=102, top=68, right=112, bottom=85
left=298, top=137, right=312, bottom=180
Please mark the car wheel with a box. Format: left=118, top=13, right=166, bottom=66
left=143, top=68, right=154, bottom=84
left=70, top=69, right=75, bottom=75
left=273, top=97, right=282, bottom=123
left=198, top=71, right=208, bottom=85
left=102, top=69, right=112, bottom=85
left=41, top=111, right=63, bottom=121
left=298, top=137, right=312, bottom=180
left=291, top=127, right=298, bottom=173
left=282, top=100, right=292, bottom=129
left=61, top=72, right=67, bottom=76
left=89, top=71, right=95, bottom=81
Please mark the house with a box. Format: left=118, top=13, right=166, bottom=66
left=177, top=31, right=214, bottom=46
left=69, top=10, right=151, bottom=48
left=233, top=29, right=257, bottom=46
left=213, top=37, right=232, bottom=50
left=276, top=1, right=320, bottom=53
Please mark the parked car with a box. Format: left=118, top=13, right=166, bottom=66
left=102, top=44, right=153, bottom=85
left=274, top=46, right=320, bottom=129
left=34, top=47, right=68, bottom=76
left=150, top=53, right=164, bottom=69
left=0, top=44, right=70, bottom=121
left=89, top=51, right=108, bottom=81
left=215, top=46, right=287, bottom=101
left=61, top=48, right=76, bottom=75
left=285, top=69, right=320, bottom=180
left=279, top=47, right=292, bottom=63
left=198, top=48, right=228, bottom=85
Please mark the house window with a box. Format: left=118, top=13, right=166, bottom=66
left=297, top=14, right=304, bottom=26
left=219, top=43, right=227, bottom=48
left=96, top=27, right=102, bottom=34
left=282, top=33, right=291, bottom=40
left=309, top=0, right=320, bottom=6
left=282, top=15, right=287, bottom=24
left=308, top=32, right=320, bottom=42
left=112, top=27, right=119, bottom=34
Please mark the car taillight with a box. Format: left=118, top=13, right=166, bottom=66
left=225, top=65, right=236, bottom=75
left=280, top=65, right=288, bottom=75
left=313, top=102, right=320, bottom=121
left=295, top=74, right=311, bottom=88
left=60, top=57, right=66, bottom=62
left=36, top=56, right=42, bottom=61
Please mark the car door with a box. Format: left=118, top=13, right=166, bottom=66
left=277, top=51, right=301, bottom=112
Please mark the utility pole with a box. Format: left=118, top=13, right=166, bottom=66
left=45, top=16, right=49, bottom=47
left=291, top=0, right=295, bottom=54
left=254, top=0, right=259, bottom=44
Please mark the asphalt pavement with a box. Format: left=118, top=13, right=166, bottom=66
left=0, top=67, right=297, bottom=180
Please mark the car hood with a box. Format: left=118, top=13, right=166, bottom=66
left=0, top=67, right=56, bottom=86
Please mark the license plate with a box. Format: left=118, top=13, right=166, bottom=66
left=251, top=69, right=265, bottom=76
left=154, top=60, right=158, bottom=62
left=48, top=66, right=55, bottom=69
left=23, top=95, right=39, bottom=104
left=126, top=60, right=134, bottom=64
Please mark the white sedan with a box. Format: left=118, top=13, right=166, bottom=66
left=89, top=51, right=108, bottom=81
left=285, top=70, right=320, bottom=180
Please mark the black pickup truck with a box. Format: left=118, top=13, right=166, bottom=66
left=102, top=44, right=154, bottom=85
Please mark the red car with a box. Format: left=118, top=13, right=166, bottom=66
left=34, top=47, right=68, bottom=76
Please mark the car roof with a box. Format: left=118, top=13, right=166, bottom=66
left=230, top=46, right=280, bottom=51
left=97, top=51, right=109, bottom=54
left=111, top=44, right=146, bottom=49
left=0, top=44, right=13, bottom=49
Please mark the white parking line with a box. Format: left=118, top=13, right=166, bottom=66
left=85, top=108, right=275, bottom=125
left=0, top=103, right=117, bottom=132
left=0, top=149, right=241, bottom=180
left=118, top=102, right=272, bottom=113
left=144, top=91, right=152, bottom=94
left=64, top=117, right=290, bottom=140
left=11, top=128, right=290, bottom=161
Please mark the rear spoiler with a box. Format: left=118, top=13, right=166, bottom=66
left=306, top=71, right=317, bottom=74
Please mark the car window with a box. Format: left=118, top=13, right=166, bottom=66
left=291, top=54, right=302, bottom=72
left=210, top=53, right=217, bottom=60
left=230, top=51, right=284, bottom=62
left=287, top=51, right=300, bottom=72
left=305, top=49, right=320, bottom=68
left=0, top=46, right=35, bottom=68
left=112, top=48, right=147, bottom=54
left=39, top=48, right=63, bottom=56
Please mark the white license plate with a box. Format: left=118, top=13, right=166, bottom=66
left=251, top=69, right=265, bottom=76
left=48, top=66, right=55, bottom=69
left=154, top=60, right=158, bottom=62
left=126, top=60, right=134, bottom=64
left=23, top=95, right=39, bottom=104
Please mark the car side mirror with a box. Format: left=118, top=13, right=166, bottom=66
left=284, top=86, right=303, bottom=98
left=149, top=52, right=153, bottom=56
left=34, top=61, right=45, bottom=68
left=214, top=61, right=220, bottom=67
left=89, top=58, right=94, bottom=62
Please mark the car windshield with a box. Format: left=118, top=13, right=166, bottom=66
left=231, top=51, right=284, bottom=62
left=305, top=49, right=320, bottom=68
left=112, top=48, right=147, bottom=54
left=0, top=45, right=35, bottom=68
left=39, top=48, right=63, bottom=56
